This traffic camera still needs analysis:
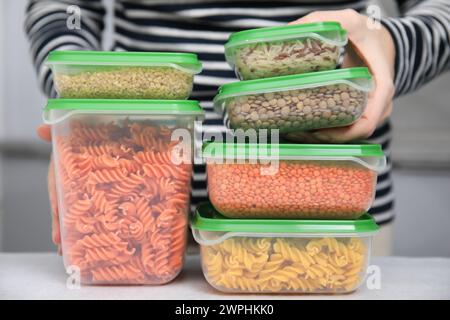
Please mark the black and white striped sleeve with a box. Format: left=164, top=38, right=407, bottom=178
left=381, top=0, right=450, bottom=97
left=24, top=0, right=106, bottom=97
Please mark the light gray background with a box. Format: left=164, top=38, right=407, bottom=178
left=0, top=0, right=449, bottom=256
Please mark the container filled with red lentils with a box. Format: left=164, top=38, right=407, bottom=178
left=214, top=68, right=373, bottom=134
left=203, top=142, right=386, bottom=219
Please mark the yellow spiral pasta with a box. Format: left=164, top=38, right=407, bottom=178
left=201, top=237, right=368, bottom=293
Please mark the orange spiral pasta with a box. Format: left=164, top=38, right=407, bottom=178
left=54, top=120, right=192, bottom=284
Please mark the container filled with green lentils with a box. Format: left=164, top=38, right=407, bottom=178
left=214, top=68, right=373, bottom=133
left=46, top=51, right=202, bottom=99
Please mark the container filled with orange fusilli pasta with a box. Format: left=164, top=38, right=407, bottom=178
left=192, top=203, right=379, bottom=294
left=44, top=99, right=204, bottom=285
left=203, top=142, right=386, bottom=219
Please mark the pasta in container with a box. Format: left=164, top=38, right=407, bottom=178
left=46, top=51, right=202, bottom=99
left=224, top=22, right=347, bottom=80
left=44, top=99, right=204, bottom=285
left=192, top=202, right=379, bottom=294
left=203, top=142, right=386, bottom=219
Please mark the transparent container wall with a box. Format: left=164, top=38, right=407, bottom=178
left=225, top=83, right=368, bottom=134
left=200, top=235, right=372, bottom=294
left=207, top=159, right=377, bottom=219
left=52, top=113, right=197, bottom=284
left=51, top=64, right=194, bottom=99
left=230, top=37, right=342, bottom=80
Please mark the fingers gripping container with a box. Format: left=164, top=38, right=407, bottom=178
left=214, top=68, right=373, bottom=133
left=192, top=203, right=379, bottom=294
left=44, top=99, right=204, bottom=285
left=224, top=22, right=348, bottom=80
left=46, top=51, right=202, bottom=99
left=203, top=142, right=386, bottom=219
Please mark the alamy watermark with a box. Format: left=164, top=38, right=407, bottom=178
left=66, top=265, right=81, bottom=289
left=66, top=5, right=81, bottom=30
left=366, top=264, right=382, bottom=290
left=366, top=4, right=382, bottom=30
left=169, top=121, right=281, bottom=175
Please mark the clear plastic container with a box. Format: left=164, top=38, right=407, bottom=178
left=46, top=51, right=202, bottom=99
left=192, top=202, right=379, bottom=294
left=214, top=68, right=373, bottom=134
left=44, top=99, right=204, bottom=285
left=203, top=142, right=386, bottom=219
left=224, top=22, right=347, bottom=80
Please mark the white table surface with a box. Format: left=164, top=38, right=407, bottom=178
left=0, top=253, right=449, bottom=300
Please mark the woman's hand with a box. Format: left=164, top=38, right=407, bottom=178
left=287, top=9, right=396, bottom=143
left=37, top=124, right=61, bottom=254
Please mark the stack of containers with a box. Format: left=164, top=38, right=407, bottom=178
left=44, top=51, right=204, bottom=285
left=191, top=23, right=387, bottom=293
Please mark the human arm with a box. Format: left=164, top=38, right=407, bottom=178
left=25, top=0, right=106, bottom=249
left=384, top=0, right=450, bottom=97
left=287, top=0, right=449, bottom=143
left=25, top=0, right=106, bottom=97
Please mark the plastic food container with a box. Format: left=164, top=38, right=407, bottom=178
left=46, top=51, right=202, bottom=99
left=203, top=142, right=386, bottom=219
left=44, top=99, right=204, bottom=285
left=192, top=202, right=379, bottom=294
left=224, top=22, right=347, bottom=80
left=214, top=68, right=373, bottom=133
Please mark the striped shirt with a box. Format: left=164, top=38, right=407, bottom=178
left=25, top=0, right=450, bottom=226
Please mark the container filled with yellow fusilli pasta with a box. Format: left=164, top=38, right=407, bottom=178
left=191, top=202, right=379, bottom=294
left=44, top=99, right=204, bottom=285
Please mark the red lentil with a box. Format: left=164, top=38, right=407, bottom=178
left=207, top=160, right=377, bottom=219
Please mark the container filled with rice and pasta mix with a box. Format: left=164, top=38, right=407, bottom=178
left=224, top=22, right=347, bottom=80
left=192, top=202, right=379, bottom=294
left=214, top=68, right=373, bottom=134
left=203, top=141, right=386, bottom=219
left=46, top=51, right=202, bottom=99
left=44, top=99, right=204, bottom=285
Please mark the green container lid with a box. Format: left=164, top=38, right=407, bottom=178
left=46, top=50, right=203, bottom=74
left=203, top=141, right=386, bottom=172
left=225, top=22, right=347, bottom=51
left=214, top=67, right=372, bottom=105
left=203, top=141, right=384, bottom=159
left=192, top=202, right=379, bottom=235
left=44, top=99, right=204, bottom=124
